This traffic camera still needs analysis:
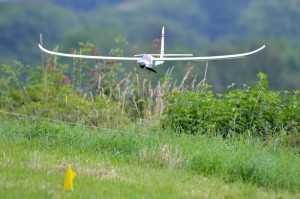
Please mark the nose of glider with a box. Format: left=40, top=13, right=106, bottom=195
left=138, top=61, right=146, bottom=68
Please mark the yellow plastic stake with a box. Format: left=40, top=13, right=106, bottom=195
left=64, top=164, right=76, bottom=191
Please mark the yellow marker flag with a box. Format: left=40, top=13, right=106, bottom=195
left=64, top=164, right=76, bottom=191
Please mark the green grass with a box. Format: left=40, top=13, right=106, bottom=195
left=0, top=118, right=299, bottom=198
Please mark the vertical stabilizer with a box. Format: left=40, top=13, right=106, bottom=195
left=154, top=26, right=165, bottom=67
left=160, top=26, right=165, bottom=58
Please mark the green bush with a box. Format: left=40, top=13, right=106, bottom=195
left=161, top=73, right=300, bottom=143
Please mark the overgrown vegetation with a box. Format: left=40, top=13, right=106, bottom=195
left=162, top=73, right=300, bottom=146
left=0, top=41, right=167, bottom=127
left=1, top=40, right=300, bottom=146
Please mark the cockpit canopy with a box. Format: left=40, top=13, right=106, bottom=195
left=141, top=55, right=153, bottom=62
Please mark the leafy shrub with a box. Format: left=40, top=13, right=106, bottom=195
left=161, top=72, right=300, bottom=143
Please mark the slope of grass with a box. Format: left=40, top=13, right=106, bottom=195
left=0, top=118, right=299, bottom=198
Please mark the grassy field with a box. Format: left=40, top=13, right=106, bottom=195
left=0, top=118, right=300, bottom=198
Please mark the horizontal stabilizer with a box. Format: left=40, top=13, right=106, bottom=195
left=134, top=54, right=193, bottom=57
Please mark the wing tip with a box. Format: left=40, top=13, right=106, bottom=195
left=257, top=45, right=266, bottom=53
left=38, top=43, right=43, bottom=50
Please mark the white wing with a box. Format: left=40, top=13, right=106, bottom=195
left=39, top=43, right=265, bottom=62
left=153, top=45, right=266, bottom=61
left=38, top=44, right=139, bottom=61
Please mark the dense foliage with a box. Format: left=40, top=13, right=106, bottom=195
left=162, top=73, right=300, bottom=146
left=1, top=55, right=299, bottom=148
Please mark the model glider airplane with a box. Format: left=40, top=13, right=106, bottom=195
left=38, top=27, right=265, bottom=73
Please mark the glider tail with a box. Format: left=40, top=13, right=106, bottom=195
left=160, top=26, right=164, bottom=58
left=155, top=26, right=165, bottom=66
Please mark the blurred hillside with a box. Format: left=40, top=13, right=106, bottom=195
left=0, top=0, right=300, bottom=91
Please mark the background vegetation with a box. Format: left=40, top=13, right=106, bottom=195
left=0, top=0, right=300, bottom=92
